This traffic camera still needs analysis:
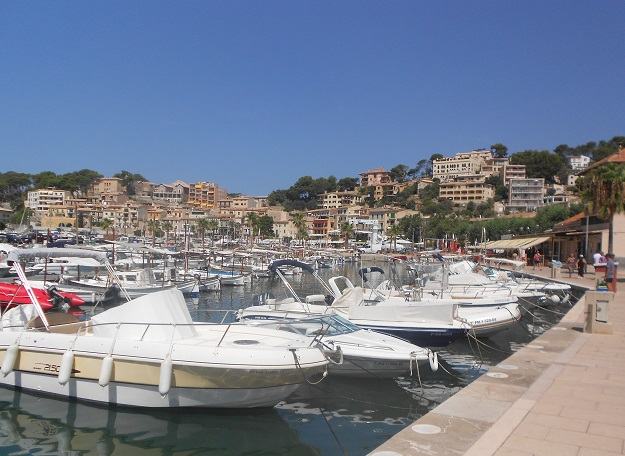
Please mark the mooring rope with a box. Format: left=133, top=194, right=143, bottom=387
left=517, top=296, right=567, bottom=316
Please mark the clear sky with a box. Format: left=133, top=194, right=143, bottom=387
left=1, top=1, right=624, bottom=195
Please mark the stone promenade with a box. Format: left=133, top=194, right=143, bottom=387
left=371, top=268, right=625, bottom=456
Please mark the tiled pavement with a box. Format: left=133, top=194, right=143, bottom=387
left=370, top=268, right=625, bottom=456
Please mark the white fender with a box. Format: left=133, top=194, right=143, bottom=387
left=58, top=350, right=74, bottom=385
left=98, top=355, right=114, bottom=387
left=1, top=344, right=19, bottom=377
left=428, top=351, right=439, bottom=372
left=159, top=355, right=173, bottom=396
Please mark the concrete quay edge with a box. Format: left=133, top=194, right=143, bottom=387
left=370, top=272, right=625, bottom=456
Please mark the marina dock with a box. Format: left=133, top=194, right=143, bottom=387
left=371, top=269, right=625, bottom=456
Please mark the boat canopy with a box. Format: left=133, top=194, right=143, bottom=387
left=358, top=267, right=385, bottom=282
left=269, top=259, right=314, bottom=274
left=7, top=248, right=109, bottom=265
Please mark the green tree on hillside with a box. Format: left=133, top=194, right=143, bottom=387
left=336, top=177, right=359, bottom=191
left=407, top=159, right=430, bottom=179
left=114, top=170, right=147, bottom=195
left=509, top=150, right=566, bottom=183
left=484, top=175, right=508, bottom=202
left=389, top=164, right=409, bottom=182
left=490, top=143, right=508, bottom=158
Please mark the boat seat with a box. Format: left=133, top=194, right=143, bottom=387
left=28, top=313, right=85, bottom=334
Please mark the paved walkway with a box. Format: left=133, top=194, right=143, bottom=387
left=371, top=269, right=625, bottom=456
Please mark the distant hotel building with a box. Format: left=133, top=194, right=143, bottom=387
left=432, top=149, right=493, bottom=182
left=188, top=182, right=227, bottom=209
left=507, top=178, right=545, bottom=212
left=568, top=155, right=591, bottom=171
left=26, top=188, right=72, bottom=213
left=152, top=181, right=190, bottom=204
left=320, top=190, right=362, bottom=209
left=439, top=178, right=494, bottom=204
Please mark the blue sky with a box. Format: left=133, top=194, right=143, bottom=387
left=1, top=1, right=624, bottom=195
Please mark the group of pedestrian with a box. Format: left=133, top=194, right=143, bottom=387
left=566, top=250, right=618, bottom=292
left=565, top=252, right=587, bottom=277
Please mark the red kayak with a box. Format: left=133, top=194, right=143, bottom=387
left=0, top=282, right=85, bottom=311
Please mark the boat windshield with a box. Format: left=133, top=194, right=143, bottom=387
left=286, top=315, right=360, bottom=336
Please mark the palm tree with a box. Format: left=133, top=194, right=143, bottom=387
left=387, top=223, right=402, bottom=252
left=581, top=162, right=625, bottom=254
left=196, top=218, right=211, bottom=250
left=206, top=219, right=219, bottom=247
left=147, top=219, right=160, bottom=246
left=246, top=212, right=260, bottom=246
left=339, top=222, right=354, bottom=249
left=100, top=218, right=113, bottom=237
left=290, top=212, right=308, bottom=245
left=161, top=220, right=173, bottom=244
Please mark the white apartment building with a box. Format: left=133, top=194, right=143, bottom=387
left=507, top=178, right=545, bottom=212
left=500, top=164, right=526, bottom=184
left=26, top=188, right=71, bottom=213
left=432, top=149, right=493, bottom=181
left=568, top=155, right=591, bottom=171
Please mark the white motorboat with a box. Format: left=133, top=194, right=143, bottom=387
left=243, top=314, right=436, bottom=378
left=67, top=269, right=198, bottom=298
left=0, top=249, right=330, bottom=408
left=426, top=260, right=571, bottom=304
left=238, top=261, right=521, bottom=346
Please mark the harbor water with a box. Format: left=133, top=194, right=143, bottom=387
left=0, top=263, right=581, bottom=455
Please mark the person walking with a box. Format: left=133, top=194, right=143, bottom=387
left=566, top=253, right=577, bottom=277
left=533, top=251, right=542, bottom=271
left=577, top=255, right=586, bottom=278
left=605, top=253, right=617, bottom=293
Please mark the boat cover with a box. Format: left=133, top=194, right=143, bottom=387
left=269, top=259, right=314, bottom=274
left=7, top=248, right=108, bottom=265
left=91, top=288, right=197, bottom=341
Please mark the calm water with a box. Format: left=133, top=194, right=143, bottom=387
left=0, top=264, right=581, bottom=455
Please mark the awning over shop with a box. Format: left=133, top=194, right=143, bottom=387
left=482, top=236, right=551, bottom=250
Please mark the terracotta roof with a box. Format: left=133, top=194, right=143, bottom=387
left=553, top=212, right=586, bottom=230
left=581, top=147, right=625, bottom=174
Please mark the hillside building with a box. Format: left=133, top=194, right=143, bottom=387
left=507, top=178, right=545, bottom=212
left=432, top=149, right=493, bottom=182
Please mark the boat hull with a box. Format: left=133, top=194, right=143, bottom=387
left=0, top=370, right=301, bottom=408
left=331, top=356, right=429, bottom=378
left=350, top=324, right=465, bottom=347
left=239, top=313, right=463, bottom=347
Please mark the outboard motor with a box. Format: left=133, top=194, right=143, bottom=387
left=47, top=286, right=71, bottom=311
left=103, top=284, right=121, bottom=302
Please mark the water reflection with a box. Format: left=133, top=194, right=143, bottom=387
left=0, top=388, right=317, bottom=455
left=0, top=264, right=582, bottom=455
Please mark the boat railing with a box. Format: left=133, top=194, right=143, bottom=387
left=5, top=308, right=336, bottom=347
